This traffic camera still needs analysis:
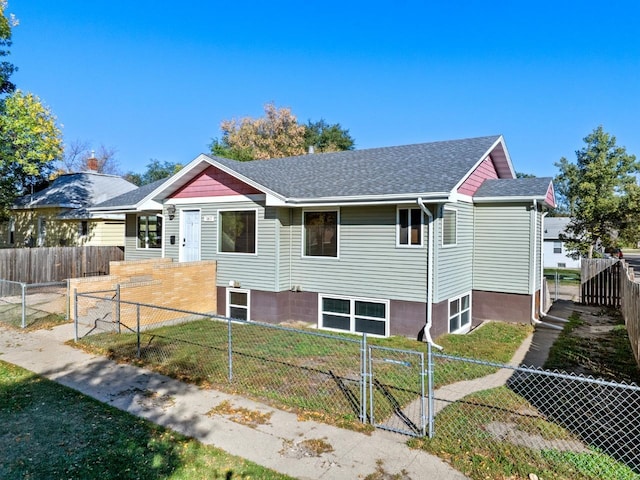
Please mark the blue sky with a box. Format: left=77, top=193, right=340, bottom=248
left=7, top=1, right=640, bottom=178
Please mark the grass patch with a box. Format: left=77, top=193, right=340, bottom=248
left=544, top=311, right=640, bottom=384
left=410, top=386, right=637, bottom=480
left=74, top=319, right=531, bottom=434
left=544, top=268, right=581, bottom=285
left=0, top=360, right=293, bottom=480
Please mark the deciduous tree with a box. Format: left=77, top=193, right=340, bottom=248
left=124, top=159, right=183, bottom=186
left=0, top=90, right=63, bottom=217
left=59, top=140, right=120, bottom=174
left=0, top=1, right=18, bottom=95
left=211, top=103, right=306, bottom=161
left=303, top=119, right=354, bottom=153
left=554, top=126, right=639, bottom=257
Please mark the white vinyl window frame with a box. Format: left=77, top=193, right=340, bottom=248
left=318, top=294, right=390, bottom=337
left=217, top=208, right=258, bottom=256
left=442, top=206, right=458, bottom=247
left=226, top=287, right=250, bottom=321
left=396, top=207, right=424, bottom=248
left=136, top=214, right=162, bottom=250
left=553, top=241, right=562, bottom=254
left=302, top=209, right=340, bottom=259
left=448, top=292, right=471, bottom=334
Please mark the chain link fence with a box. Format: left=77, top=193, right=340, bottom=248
left=0, top=279, right=67, bottom=329
left=428, top=353, right=640, bottom=477
left=72, top=289, right=640, bottom=476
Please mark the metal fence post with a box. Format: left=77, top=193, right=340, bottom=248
left=136, top=304, right=141, bottom=358
left=360, top=333, right=368, bottom=424
left=73, top=288, right=78, bottom=342
left=427, top=341, right=434, bottom=438
left=21, top=283, right=26, bottom=329
left=115, top=284, right=121, bottom=334
left=228, top=317, right=233, bottom=382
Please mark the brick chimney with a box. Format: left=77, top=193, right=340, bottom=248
left=86, top=151, right=98, bottom=171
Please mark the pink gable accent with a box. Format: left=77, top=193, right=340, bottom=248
left=457, top=156, right=499, bottom=196
left=546, top=182, right=556, bottom=208
left=170, top=166, right=262, bottom=199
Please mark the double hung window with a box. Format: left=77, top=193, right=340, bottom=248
left=398, top=208, right=423, bottom=246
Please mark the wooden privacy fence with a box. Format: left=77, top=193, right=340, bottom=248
left=581, top=258, right=621, bottom=307
left=620, top=261, right=640, bottom=368
left=0, top=246, right=124, bottom=284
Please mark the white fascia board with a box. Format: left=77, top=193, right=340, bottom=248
left=268, top=192, right=451, bottom=208
left=473, top=195, right=549, bottom=205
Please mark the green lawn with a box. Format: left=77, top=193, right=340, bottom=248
left=74, top=320, right=531, bottom=432
left=0, top=360, right=293, bottom=480
left=544, top=267, right=581, bottom=285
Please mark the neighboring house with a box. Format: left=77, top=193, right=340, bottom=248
left=91, top=135, right=556, bottom=340
left=0, top=171, right=137, bottom=248
left=543, top=217, right=581, bottom=269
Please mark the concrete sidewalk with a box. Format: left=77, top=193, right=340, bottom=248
left=0, top=323, right=467, bottom=480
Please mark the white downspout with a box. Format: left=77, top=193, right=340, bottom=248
left=537, top=210, right=568, bottom=325
left=418, top=198, right=443, bottom=350
left=530, top=200, right=540, bottom=325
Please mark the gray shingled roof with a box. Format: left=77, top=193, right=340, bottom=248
left=14, top=173, right=137, bottom=211
left=92, top=177, right=169, bottom=209
left=208, top=135, right=502, bottom=198
left=544, top=217, right=571, bottom=240
left=474, top=177, right=553, bottom=199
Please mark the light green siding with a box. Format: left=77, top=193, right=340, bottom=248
left=162, top=200, right=279, bottom=291
left=434, top=201, right=474, bottom=303
left=288, top=205, right=429, bottom=302
left=473, top=203, right=533, bottom=294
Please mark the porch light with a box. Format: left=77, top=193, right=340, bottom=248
left=167, top=204, right=176, bottom=220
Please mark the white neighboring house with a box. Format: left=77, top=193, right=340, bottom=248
left=543, top=217, right=581, bottom=269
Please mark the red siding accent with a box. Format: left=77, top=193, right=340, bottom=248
left=546, top=182, right=556, bottom=207
left=170, top=166, right=262, bottom=198
left=457, top=156, right=499, bottom=196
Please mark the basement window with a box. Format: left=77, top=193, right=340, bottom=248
left=319, top=294, right=389, bottom=337
left=449, top=293, right=471, bottom=334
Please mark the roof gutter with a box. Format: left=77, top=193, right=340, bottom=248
left=417, top=197, right=443, bottom=350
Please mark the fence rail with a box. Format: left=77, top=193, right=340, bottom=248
left=620, top=261, right=640, bottom=368
left=71, top=289, right=640, bottom=475
left=0, top=246, right=123, bottom=284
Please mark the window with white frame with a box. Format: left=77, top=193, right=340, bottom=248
left=304, top=211, right=338, bottom=257
left=219, top=210, right=256, bottom=254
left=442, top=207, right=457, bottom=246
left=319, top=295, right=389, bottom=336
left=449, top=293, right=471, bottom=333
left=397, top=207, right=423, bottom=246
left=553, top=241, right=562, bottom=254
left=227, top=288, right=249, bottom=320
left=137, top=215, right=162, bottom=249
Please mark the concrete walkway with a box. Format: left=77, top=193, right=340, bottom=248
left=0, top=323, right=467, bottom=480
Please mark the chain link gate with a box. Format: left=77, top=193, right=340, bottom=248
left=367, top=345, right=426, bottom=437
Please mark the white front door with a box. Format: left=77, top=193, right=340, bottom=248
left=180, top=209, right=201, bottom=262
